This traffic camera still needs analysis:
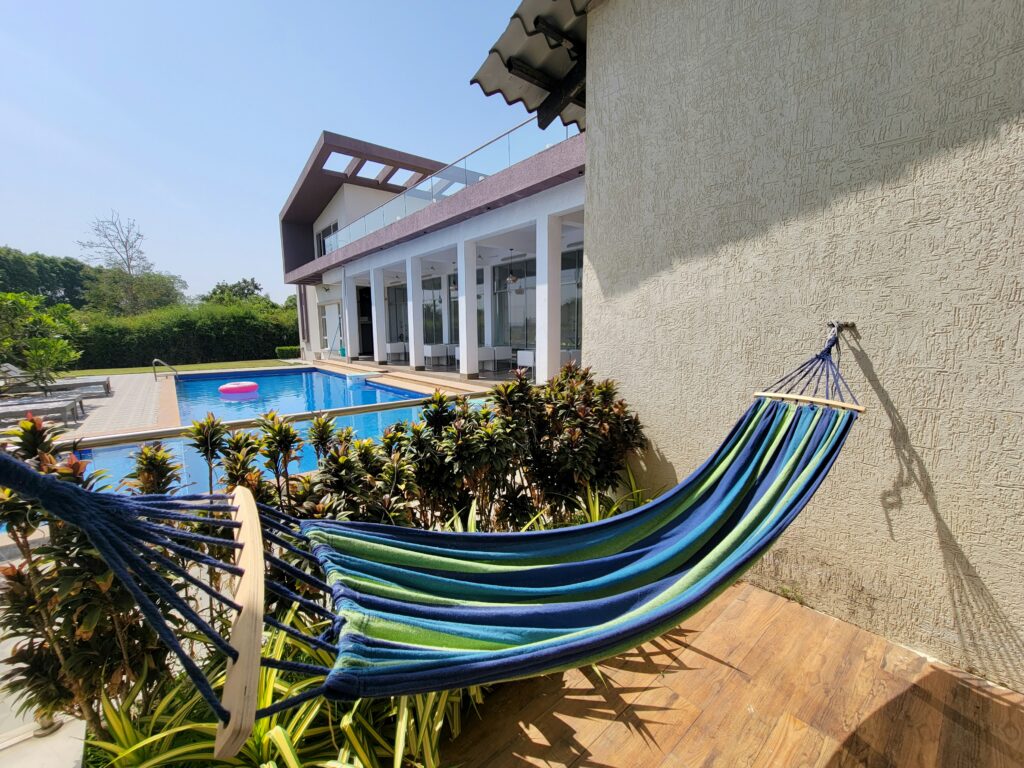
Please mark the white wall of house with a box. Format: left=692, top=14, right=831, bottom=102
left=313, top=185, right=397, bottom=238
left=317, top=176, right=585, bottom=377
left=296, top=284, right=318, bottom=358
left=585, top=0, right=1024, bottom=691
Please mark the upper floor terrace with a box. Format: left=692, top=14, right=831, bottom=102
left=281, top=118, right=583, bottom=285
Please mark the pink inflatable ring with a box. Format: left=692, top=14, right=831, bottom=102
left=218, top=381, right=258, bottom=395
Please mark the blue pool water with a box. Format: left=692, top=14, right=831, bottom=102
left=175, top=367, right=419, bottom=423
left=79, top=403, right=426, bottom=491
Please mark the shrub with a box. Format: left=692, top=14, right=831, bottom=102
left=305, top=363, right=647, bottom=531
left=73, top=302, right=298, bottom=368
left=0, top=292, right=81, bottom=385
left=275, top=345, right=300, bottom=359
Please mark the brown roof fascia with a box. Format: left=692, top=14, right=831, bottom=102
left=279, top=132, right=445, bottom=224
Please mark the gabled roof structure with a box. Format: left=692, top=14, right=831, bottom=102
left=472, top=0, right=593, bottom=130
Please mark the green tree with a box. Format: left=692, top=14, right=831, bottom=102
left=0, top=246, right=95, bottom=308
left=0, top=293, right=81, bottom=384
left=200, top=277, right=268, bottom=304
left=77, top=212, right=186, bottom=315
left=84, top=267, right=186, bottom=316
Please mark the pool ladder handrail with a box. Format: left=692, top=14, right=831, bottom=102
left=152, top=358, right=180, bottom=380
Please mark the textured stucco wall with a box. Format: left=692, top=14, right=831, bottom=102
left=584, top=0, right=1024, bottom=690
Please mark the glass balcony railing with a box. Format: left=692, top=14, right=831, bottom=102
left=321, top=117, right=579, bottom=256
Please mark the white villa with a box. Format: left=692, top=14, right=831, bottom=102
left=281, top=123, right=584, bottom=382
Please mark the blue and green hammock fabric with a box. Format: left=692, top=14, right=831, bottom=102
left=0, top=327, right=861, bottom=755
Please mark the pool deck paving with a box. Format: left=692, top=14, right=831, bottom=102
left=54, top=362, right=494, bottom=445
left=64, top=373, right=179, bottom=440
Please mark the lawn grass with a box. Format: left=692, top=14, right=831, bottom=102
left=60, top=359, right=297, bottom=377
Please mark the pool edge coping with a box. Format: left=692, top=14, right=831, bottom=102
left=57, top=389, right=491, bottom=450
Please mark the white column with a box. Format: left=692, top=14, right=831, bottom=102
left=457, top=238, right=479, bottom=378
left=342, top=275, right=359, bottom=360
left=441, top=270, right=451, bottom=344
left=406, top=256, right=424, bottom=370
left=535, top=214, right=562, bottom=382
left=370, top=266, right=388, bottom=365
left=482, top=260, right=494, bottom=346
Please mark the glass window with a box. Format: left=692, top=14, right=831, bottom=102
left=447, top=273, right=459, bottom=342
left=492, top=258, right=536, bottom=349
left=422, top=277, right=443, bottom=345
left=385, top=284, right=408, bottom=343
left=560, top=249, right=583, bottom=350
left=316, top=222, right=338, bottom=257
left=318, top=303, right=329, bottom=349
left=446, top=269, right=484, bottom=345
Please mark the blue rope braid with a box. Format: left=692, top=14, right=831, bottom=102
left=266, top=580, right=335, bottom=621
left=0, top=454, right=236, bottom=722
left=256, top=501, right=305, bottom=527
left=262, top=530, right=319, bottom=564
left=265, top=552, right=332, bottom=593
left=134, top=508, right=243, bottom=527
left=263, top=615, right=339, bottom=653
left=260, top=657, right=331, bottom=675
left=255, top=684, right=329, bottom=719
left=258, top=511, right=309, bottom=541
left=766, top=324, right=858, bottom=405
left=136, top=546, right=242, bottom=612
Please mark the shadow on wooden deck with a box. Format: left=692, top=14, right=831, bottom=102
left=442, top=584, right=1024, bottom=768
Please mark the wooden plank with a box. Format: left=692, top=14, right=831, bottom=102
left=753, top=713, right=835, bottom=767
left=214, top=486, right=265, bottom=758
left=753, top=391, right=866, bottom=413
left=444, top=586, right=1024, bottom=768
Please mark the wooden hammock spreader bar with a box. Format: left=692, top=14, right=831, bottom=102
left=214, top=486, right=265, bottom=759
left=753, top=391, right=866, bottom=414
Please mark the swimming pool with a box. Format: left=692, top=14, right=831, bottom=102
left=79, top=403, right=427, bottom=491
left=175, top=367, right=419, bottom=423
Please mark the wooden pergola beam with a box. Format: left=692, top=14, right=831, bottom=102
left=375, top=165, right=398, bottom=184
left=344, top=157, right=365, bottom=177
left=536, top=56, right=586, bottom=129
left=506, top=57, right=585, bottom=110
left=533, top=16, right=584, bottom=53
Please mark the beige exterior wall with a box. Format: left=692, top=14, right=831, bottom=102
left=584, top=0, right=1024, bottom=690
left=313, top=185, right=396, bottom=236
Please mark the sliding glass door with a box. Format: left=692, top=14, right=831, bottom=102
left=385, top=284, right=408, bottom=343
left=492, top=258, right=536, bottom=349
left=422, top=277, right=443, bottom=345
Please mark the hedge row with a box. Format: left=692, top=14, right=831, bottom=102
left=74, top=303, right=299, bottom=368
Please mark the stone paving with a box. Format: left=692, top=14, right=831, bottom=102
left=66, top=373, right=179, bottom=439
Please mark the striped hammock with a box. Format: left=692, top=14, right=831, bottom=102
left=0, top=325, right=861, bottom=757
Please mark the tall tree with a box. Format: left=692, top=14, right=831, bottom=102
left=77, top=212, right=150, bottom=314
left=77, top=212, right=186, bottom=315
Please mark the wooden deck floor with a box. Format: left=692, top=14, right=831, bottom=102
left=444, top=583, right=1024, bottom=767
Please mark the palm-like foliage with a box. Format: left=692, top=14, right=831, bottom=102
left=120, top=441, right=182, bottom=495
left=256, top=412, right=304, bottom=509
left=184, top=413, right=229, bottom=494
left=307, top=414, right=337, bottom=462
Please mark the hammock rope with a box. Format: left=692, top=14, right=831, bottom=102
left=0, top=324, right=862, bottom=758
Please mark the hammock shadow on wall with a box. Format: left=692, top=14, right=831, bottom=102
left=845, top=335, right=1024, bottom=689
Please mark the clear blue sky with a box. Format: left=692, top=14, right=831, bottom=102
left=0, top=1, right=556, bottom=301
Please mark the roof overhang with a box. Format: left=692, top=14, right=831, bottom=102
left=279, top=132, right=445, bottom=224
left=472, top=0, right=594, bottom=130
